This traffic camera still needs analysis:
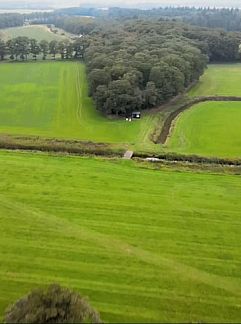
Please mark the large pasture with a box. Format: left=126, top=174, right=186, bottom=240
left=0, top=62, right=156, bottom=147
left=167, top=101, right=241, bottom=158
left=189, top=64, right=241, bottom=97
left=0, top=151, right=241, bottom=322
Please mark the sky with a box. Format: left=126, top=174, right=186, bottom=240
left=1, top=0, right=241, bottom=9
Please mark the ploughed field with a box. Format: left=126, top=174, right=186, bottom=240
left=0, top=151, right=241, bottom=323
left=166, top=64, right=241, bottom=158
left=0, top=62, right=156, bottom=146
left=167, top=101, right=241, bottom=158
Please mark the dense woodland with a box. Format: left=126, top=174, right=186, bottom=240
left=84, top=21, right=206, bottom=115
left=106, top=7, right=241, bottom=32
left=0, top=13, right=24, bottom=28
left=26, top=7, right=241, bottom=32
left=84, top=20, right=241, bottom=115
left=3, top=7, right=241, bottom=32
left=1, top=11, right=241, bottom=115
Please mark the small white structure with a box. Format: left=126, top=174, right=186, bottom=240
left=145, top=157, right=161, bottom=162
left=123, top=151, right=134, bottom=159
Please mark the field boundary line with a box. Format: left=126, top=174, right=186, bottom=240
left=1, top=134, right=241, bottom=167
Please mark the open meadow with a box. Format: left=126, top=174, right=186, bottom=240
left=0, top=62, right=157, bottom=148
left=167, top=101, right=241, bottom=158
left=189, top=64, right=241, bottom=97
left=0, top=151, right=241, bottom=322
left=0, top=25, right=67, bottom=42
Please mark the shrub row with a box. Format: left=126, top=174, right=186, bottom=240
left=0, top=135, right=124, bottom=157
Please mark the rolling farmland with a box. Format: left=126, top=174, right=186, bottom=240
left=0, top=31, right=240, bottom=323
left=0, top=151, right=241, bottom=323
left=0, top=62, right=157, bottom=147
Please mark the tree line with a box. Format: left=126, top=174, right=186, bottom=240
left=106, top=7, right=241, bottom=33
left=0, top=13, right=24, bottom=29
left=58, top=7, right=241, bottom=33
left=0, top=37, right=85, bottom=61
left=23, top=7, right=241, bottom=33
left=3, top=7, right=241, bottom=33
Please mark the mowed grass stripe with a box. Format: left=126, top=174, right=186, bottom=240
left=0, top=151, right=241, bottom=322
left=167, top=101, right=241, bottom=158
left=2, top=194, right=240, bottom=296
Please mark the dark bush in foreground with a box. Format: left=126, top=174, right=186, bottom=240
left=4, top=284, right=101, bottom=324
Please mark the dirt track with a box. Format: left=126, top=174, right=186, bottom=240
left=158, top=96, right=241, bottom=144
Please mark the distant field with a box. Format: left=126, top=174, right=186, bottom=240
left=189, top=64, right=241, bottom=97
left=167, top=101, right=241, bottom=158
left=0, top=25, right=67, bottom=42
left=0, top=10, right=53, bottom=14
left=0, top=151, right=241, bottom=322
left=0, top=62, right=157, bottom=147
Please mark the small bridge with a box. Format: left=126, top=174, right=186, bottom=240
left=123, top=150, right=134, bottom=159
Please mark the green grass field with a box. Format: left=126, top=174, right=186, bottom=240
left=0, top=62, right=157, bottom=147
left=166, top=64, right=241, bottom=158
left=0, top=151, right=241, bottom=322
left=167, top=101, right=241, bottom=158
left=189, top=64, right=241, bottom=97
left=0, top=25, right=67, bottom=42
